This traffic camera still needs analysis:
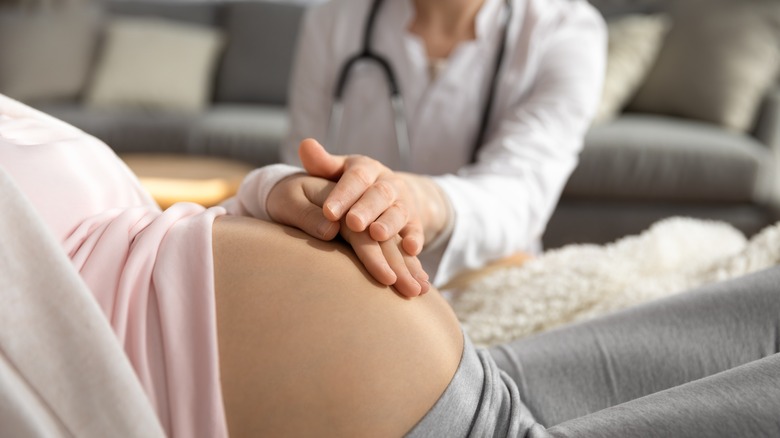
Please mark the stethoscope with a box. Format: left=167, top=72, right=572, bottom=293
left=327, top=0, right=514, bottom=170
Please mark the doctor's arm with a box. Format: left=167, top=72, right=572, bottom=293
left=304, top=3, right=607, bottom=286
left=431, top=3, right=607, bottom=284
left=297, top=139, right=449, bottom=257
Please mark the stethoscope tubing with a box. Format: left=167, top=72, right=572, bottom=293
left=327, top=0, right=512, bottom=170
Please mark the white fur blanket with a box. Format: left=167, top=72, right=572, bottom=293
left=447, top=217, right=780, bottom=348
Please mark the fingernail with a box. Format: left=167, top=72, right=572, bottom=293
left=419, top=279, right=431, bottom=295
left=347, top=211, right=365, bottom=230
left=403, top=237, right=422, bottom=256
left=384, top=266, right=397, bottom=283
left=317, top=221, right=336, bottom=238
left=326, top=201, right=343, bottom=218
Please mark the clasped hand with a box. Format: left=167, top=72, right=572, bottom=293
left=267, top=139, right=430, bottom=297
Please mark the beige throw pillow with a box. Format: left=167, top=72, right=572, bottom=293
left=86, top=17, right=224, bottom=113
left=628, top=0, right=780, bottom=132
left=592, top=14, right=670, bottom=125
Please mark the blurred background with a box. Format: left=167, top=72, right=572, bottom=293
left=1, top=0, right=779, bottom=248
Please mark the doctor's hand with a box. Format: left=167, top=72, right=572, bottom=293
left=266, top=173, right=430, bottom=297
left=297, top=138, right=428, bottom=256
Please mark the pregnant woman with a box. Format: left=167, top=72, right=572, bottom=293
left=2, top=94, right=779, bottom=437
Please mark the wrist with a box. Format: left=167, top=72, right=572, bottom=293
left=241, top=164, right=303, bottom=222
left=400, top=173, right=452, bottom=246
left=266, top=174, right=302, bottom=223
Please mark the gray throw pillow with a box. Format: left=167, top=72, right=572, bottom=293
left=0, top=5, right=102, bottom=102
left=627, top=0, right=780, bottom=132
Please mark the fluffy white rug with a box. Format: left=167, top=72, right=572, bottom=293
left=446, top=217, right=780, bottom=348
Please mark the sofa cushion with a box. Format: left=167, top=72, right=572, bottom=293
left=628, top=0, right=780, bottom=132
left=35, top=102, right=196, bottom=155
left=544, top=201, right=772, bottom=248
left=566, top=115, right=767, bottom=202
left=592, top=13, right=670, bottom=125
left=189, top=104, right=289, bottom=166
left=214, top=1, right=306, bottom=105
left=0, top=5, right=102, bottom=103
left=86, top=17, right=225, bottom=113
left=34, top=102, right=287, bottom=166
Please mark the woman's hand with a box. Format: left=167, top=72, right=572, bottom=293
left=339, top=226, right=430, bottom=297
left=266, top=173, right=340, bottom=241
left=297, top=138, right=426, bottom=256
left=266, top=173, right=429, bottom=297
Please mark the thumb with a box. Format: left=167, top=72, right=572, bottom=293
left=299, top=138, right=345, bottom=181
left=292, top=203, right=340, bottom=241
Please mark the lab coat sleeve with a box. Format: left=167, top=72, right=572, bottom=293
left=283, top=3, right=338, bottom=166
left=431, top=1, right=607, bottom=286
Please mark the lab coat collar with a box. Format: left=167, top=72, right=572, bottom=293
left=399, top=0, right=504, bottom=42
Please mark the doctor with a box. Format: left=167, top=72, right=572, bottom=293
left=280, top=0, right=607, bottom=287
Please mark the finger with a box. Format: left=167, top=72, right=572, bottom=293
left=398, top=245, right=430, bottom=296
left=368, top=203, right=408, bottom=242
left=406, top=251, right=431, bottom=296
left=301, top=176, right=336, bottom=207
left=278, top=201, right=340, bottom=241
left=302, top=180, right=341, bottom=240
left=299, top=206, right=340, bottom=240
left=299, top=138, right=345, bottom=181
left=323, top=160, right=382, bottom=221
left=342, top=229, right=397, bottom=286
left=400, top=220, right=425, bottom=256
left=344, top=179, right=400, bottom=233
left=381, top=238, right=423, bottom=298
left=268, top=176, right=339, bottom=240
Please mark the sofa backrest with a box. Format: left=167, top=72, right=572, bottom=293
left=107, top=0, right=307, bottom=107
left=107, top=0, right=218, bottom=26
left=213, top=1, right=305, bottom=106
left=102, top=0, right=674, bottom=108
left=588, top=0, right=668, bottom=16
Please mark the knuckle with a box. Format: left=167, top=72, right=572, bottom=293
left=373, top=180, right=397, bottom=202
left=392, top=202, right=409, bottom=218
left=349, top=166, right=374, bottom=187
left=352, top=154, right=373, bottom=165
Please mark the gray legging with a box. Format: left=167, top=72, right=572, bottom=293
left=409, top=266, right=780, bottom=437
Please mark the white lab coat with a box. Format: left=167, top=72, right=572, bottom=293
left=283, top=0, right=607, bottom=285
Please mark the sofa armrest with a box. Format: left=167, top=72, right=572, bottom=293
left=752, top=85, right=780, bottom=208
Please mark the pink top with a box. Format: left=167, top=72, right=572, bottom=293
left=0, top=96, right=228, bottom=438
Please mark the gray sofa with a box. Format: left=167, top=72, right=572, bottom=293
left=6, top=0, right=306, bottom=167
left=2, top=0, right=778, bottom=248
left=545, top=0, right=780, bottom=247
